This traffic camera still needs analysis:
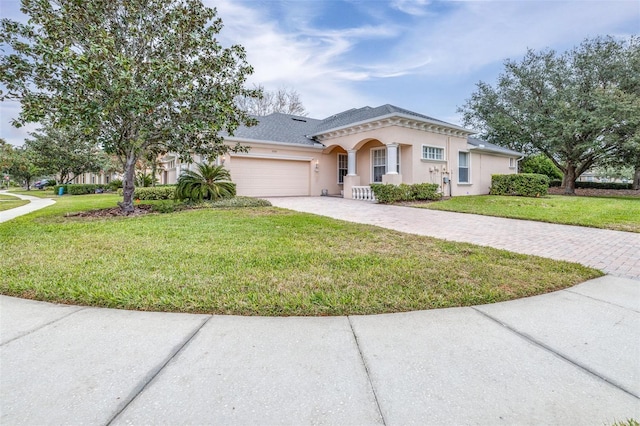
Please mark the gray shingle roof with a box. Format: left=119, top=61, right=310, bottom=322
left=225, top=105, right=478, bottom=147
left=467, top=137, right=522, bottom=156
left=225, top=113, right=322, bottom=146
left=310, top=104, right=466, bottom=135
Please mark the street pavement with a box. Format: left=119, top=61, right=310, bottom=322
left=0, top=196, right=638, bottom=424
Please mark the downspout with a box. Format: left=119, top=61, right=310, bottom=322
left=447, top=137, right=452, bottom=197
left=515, top=154, right=525, bottom=173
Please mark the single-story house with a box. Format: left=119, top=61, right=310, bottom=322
left=160, top=104, right=523, bottom=199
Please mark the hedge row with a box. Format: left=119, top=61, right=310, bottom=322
left=54, top=184, right=109, bottom=195
left=117, top=186, right=177, bottom=200
left=490, top=173, right=549, bottom=197
left=370, top=183, right=442, bottom=204
left=549, top=180, right=633, bottom=189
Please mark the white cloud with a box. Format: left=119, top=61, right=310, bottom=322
left=386, top=1, right=640, bottom=76
left=210, top=0, right=393, bottom=116
left=1, top=0, right=638, bottom=142
left=390, top=0, right=431, bottom=16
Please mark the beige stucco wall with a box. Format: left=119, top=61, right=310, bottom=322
left=160, top=127, right=519, bottom=198
left=451, top=150, right=518, bottom=196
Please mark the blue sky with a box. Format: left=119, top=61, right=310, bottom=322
left=1, top=0, right=639, bottom=146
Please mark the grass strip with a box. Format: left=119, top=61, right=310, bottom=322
left=0, top=199, right=30, bottom=211
left=419, top=195, right=640, bottom=233
left=0, top=194, right=601, bottom=316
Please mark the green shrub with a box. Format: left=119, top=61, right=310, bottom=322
left=576, top=181, right=632, bottom=190
left=410, top=183, right=442, bottom=201
left=133, top=186, right=176, bottom=200
left=547, top=180, right=632, bottom=190
left=549, top=179, right=562, bottom=187
left=370, top=184, right=405, bottom=203
left=108, top=179, right=123, bottom=191
left=520, top=154, right=563, bottom=180
left=66, top=184, right=108, bottom=195
left=371, top=183, right=442, bottom=204
left=208, top=196, right=271, bottom=208
left=150, top=200, right=184, bottom=213
left=490, top=174, right=549, bottom=197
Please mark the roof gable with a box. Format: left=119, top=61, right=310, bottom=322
left=310, top=104, right=471, bottom=138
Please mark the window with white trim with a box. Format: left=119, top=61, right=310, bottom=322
left=337, top=153, right=348, bottom=184
left=458, top=151, right=470, bottom=183
left=395, top=146, right=401, bottom=173
left=422, top=145, right=444, bottom=161
left=509, top=157, right=515, bottom=168
left=372, top=148, right=386, bottom=183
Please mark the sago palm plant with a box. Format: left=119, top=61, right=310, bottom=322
left=176, top=163, right=236, bottom=201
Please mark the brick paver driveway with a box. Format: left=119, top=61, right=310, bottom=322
left=267, top=197, right=640, bottom=280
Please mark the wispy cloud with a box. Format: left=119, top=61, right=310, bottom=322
left=390, top=0, right=431, bottom=16
left=1, top=0, right=638, bottom=142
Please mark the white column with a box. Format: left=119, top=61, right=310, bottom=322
left=347, top=150, right=357, bottom=176
left=386, top=143, right=398, bottom=175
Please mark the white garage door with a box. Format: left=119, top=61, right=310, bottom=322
left=231, top=157, right=310, bottom=197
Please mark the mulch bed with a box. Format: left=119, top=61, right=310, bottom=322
left=65, top=204, right=155, bottom=218
left=547, top=187, right=640, bottom=197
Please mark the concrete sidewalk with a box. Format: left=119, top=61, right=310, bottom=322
left=2, top=195, right=639, bottom=424
left=1, top=276, right=638, bottom=424
left=267, top=197, right=640, bottom=280
left=0, top=190, right=56, bottom=223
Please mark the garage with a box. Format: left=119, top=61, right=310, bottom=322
left=230, top=157, right=311, bottom=197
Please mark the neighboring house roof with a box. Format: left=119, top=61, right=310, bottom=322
left=467, top=137, right=523, bottom=157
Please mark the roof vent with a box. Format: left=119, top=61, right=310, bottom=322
left=292, top=118, right=307, bottom=122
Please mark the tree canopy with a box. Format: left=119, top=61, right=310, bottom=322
left=1, top=0, right=260, bottom=211
left=236, top=85, right=307, bottom=116
left=459, top=36, right=640, bottom=193
left=24, top=126, right=106, bottom=184
left=0, top=140, right=41, bottom=190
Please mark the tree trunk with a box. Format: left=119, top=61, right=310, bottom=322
left=563, top=163, right=577, bottom=195
left=118, top=154, right=137, bottom=214
left=633, top=166, right=640, bottom=190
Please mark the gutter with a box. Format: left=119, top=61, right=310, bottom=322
left=223, top=136, right=325, bottom=150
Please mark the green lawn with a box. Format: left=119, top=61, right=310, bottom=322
left=0, top=194, right=29, bottom=211
left=420, top=195, right=640, bottom=233
left=8, top=189, right=58, bottom=198
left=0, top=193, right=601, bottom=316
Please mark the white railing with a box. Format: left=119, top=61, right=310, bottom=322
left=352, top=186, right=376, bottom=201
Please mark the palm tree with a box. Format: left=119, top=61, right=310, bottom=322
left=176, top=162, right=235, bottom=201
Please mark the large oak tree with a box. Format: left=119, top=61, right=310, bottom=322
left=459, top=36, right=639, bottom=193
left=1, top=0, right=260, bottom=212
